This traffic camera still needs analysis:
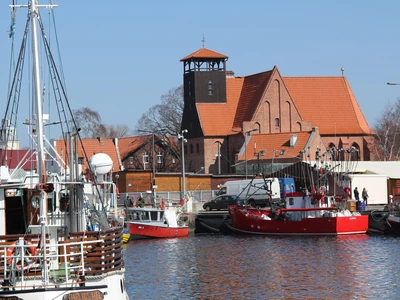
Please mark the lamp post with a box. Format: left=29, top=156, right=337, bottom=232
left=232, top=128, right=259, bottom=179
left=256, top=150, right=265, bottom=174
left=178, top=129, right=188, bottom=201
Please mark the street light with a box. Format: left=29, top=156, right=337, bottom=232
left=256, top=150, right=265, bottom=174
left=178, top=129, right=188, bottom=201
left=232, top=128, right=259, bottom=179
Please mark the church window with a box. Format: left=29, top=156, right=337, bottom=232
left=275, top=118, right=280, bottom=127
left=208, top=80, right=213, bottom=96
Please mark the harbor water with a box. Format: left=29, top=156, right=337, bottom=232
left=124, top=234, right=400, bottom=299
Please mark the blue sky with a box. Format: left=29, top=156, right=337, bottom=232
left=1, top=0, right=400, bottom=145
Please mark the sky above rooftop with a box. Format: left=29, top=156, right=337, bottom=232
left=0, top=0, right=399, bottom=146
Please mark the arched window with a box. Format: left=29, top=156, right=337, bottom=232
left=275, top=118, right=280, bottom=126
left=190, top=144, right=194, bottom=154
left=196, top=143, right=200, bottom=153
left=208, top=80, right=213, bottom=96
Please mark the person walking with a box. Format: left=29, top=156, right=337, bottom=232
left=353, top=187, right=360, bottom=201
left=362, top=188, right=369, bottom=205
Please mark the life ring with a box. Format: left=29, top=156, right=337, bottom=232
left=159, top=199, right=166, bottom=210
left=6, top=240, right=37, bottom=265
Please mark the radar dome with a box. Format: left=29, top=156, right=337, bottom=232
left=89, top=153, right=113, bottom=175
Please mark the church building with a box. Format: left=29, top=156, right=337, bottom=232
left=180, top=47, right=376, bottom=175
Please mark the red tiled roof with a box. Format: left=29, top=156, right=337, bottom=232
left=283, top=76, right=374, bottom=135
left=233, top=70, right=274, bottom=128
left=54, top=138, right=120, bottom=173
left=197, top=77, right=244, bottom=136
left=117, top=136, right=151, bottom=159
left=180, top=48, right=228, bottom=61
left=238, top=132, right=311, bottom=161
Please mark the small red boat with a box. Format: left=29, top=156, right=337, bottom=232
left=125, top=207, right=189, bottom=240
left=228, top=194, right=369, bottom=236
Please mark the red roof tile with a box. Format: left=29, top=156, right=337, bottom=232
left=197, top=77, right=244, bottom=136
left=238, top=132, right=311, bottom=161
left=54, top=138, right=120, bottom=173
left=180, top=48, right=228, bottom=61
left=283, top=77, right=374, bottom=135
left=233, top=70, right=274, bottom=128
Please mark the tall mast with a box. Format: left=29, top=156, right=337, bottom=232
left=31, top=0, right=46, bottom=183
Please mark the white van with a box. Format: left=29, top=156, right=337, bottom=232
left=217, top=178, right=281, bottom=208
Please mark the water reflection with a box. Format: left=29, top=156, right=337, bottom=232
left=124, top=234, right=400, bottom=299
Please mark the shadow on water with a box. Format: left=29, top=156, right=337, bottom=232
left=123, top=234, right=400, bottom=299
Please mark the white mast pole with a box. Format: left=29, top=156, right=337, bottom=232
left=31, top=0, right=49, bottom=284
left=31, top=0, right=46, bottom=183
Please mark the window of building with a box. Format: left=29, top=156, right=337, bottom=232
left=184, top=145, right=187, bottom=155
left=196, top=143, right=200, bottom=153
left=208, top=79, right=213, bottom=96
left=190, top=144, right=194, bottom=154
left=129, top=156, right=134, bottom=164
left=157, top=151, right=163, bottom=164
left=172, top=158, right=176, bottom=164
left=142, top=152, right=149, bottom=164
left=275, top=118, right=280, bottom=127
left=188, top=80, right=192, bottom=96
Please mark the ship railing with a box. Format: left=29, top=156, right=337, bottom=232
left=0, top=228, right=124, bottom=288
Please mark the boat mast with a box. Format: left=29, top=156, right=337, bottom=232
left=11, top=0, right=58, bottom=285
left=30, top=1, right=46, bottom=184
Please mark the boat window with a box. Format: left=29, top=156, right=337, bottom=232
left=140, top=211, right=150, bottom=221
left=150, top=211, right=160, bottom=221
left=289, top=198, right=294, bottom=205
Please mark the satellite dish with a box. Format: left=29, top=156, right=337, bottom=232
left=31, top=195, right=40, bottom=208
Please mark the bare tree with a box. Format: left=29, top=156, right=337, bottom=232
left=134, top=85, right=183, bottom=157
left=73, top=107, right=132, bottom=139
left=134, top=85, right=183, bottom=136
left=373, top=98, right=400, bottom=160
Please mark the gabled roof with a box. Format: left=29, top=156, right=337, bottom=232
left=283, top=76, right=374, bottom=135
left=238, top=132, right=312, bottom=161
left=54, top=138, right=120, bottom=173
left=197, top=77, right=244, bottom=136
left=117, top=135, right=152, bottom=159
left=180, top=48, right=228, bottom=61
left=233, top=70, right=274, bottom=128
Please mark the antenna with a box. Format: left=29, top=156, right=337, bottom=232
left=341, top=67, right=345, bottom=76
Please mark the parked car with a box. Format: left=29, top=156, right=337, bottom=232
left=203, top=194, right=243, bottom=211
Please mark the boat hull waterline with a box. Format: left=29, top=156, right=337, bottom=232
left=228, top=206, right=369, bottom=236
left=128, top=222, right=189, bottom=239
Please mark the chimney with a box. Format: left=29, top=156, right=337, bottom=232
left=97, top=136, right=104, bottom=146
left=226, top=70, right=235, bottom=78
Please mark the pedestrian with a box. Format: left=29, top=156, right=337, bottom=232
left=362, top=188, right=368, bottom=205
left=353, top=187, right=359, bottom=201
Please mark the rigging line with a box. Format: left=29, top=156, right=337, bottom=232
left=2, top=16, right=30, bottom=166
left=50, top=2, right=67, bottom=93
left=37, top=14, right=111, bottom=223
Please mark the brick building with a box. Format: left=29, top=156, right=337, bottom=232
left=180, top=47, right=376, bottom=176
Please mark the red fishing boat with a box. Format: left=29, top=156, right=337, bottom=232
left=228, top=193, right=369, bottom=236
left=125, top=206, right=189, bottom=239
